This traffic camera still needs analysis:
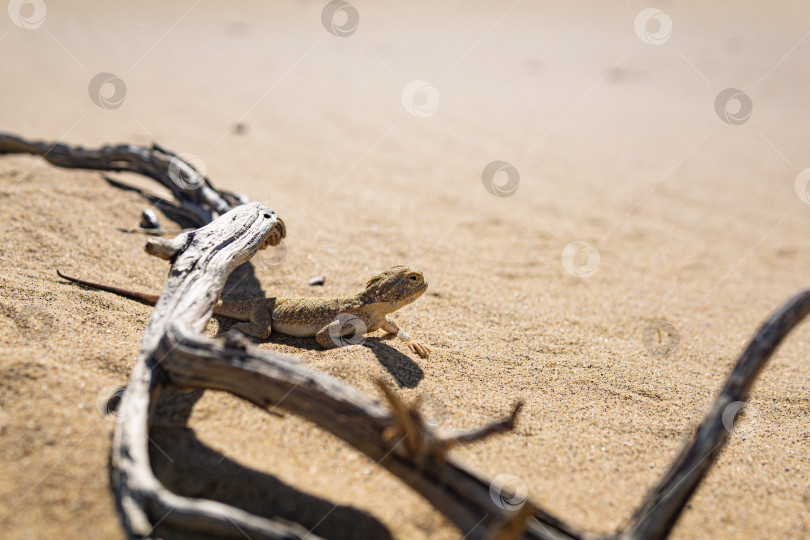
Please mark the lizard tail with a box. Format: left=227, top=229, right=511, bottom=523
left=56, top=269, right=161, bottom=306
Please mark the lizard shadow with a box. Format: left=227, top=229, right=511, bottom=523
left=209, top=324, right=425, bottom=389
left=207, top=320, right=424, bottom=389
left=147, top=387, right=394, bottom=540
left=363, top=338, right=424, bottom=389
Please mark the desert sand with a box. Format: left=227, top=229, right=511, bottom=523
left=1, top=1, right=809, bottom=539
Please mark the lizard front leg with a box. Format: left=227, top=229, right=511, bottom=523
left=381, top=316, right=431, bottom=359
left=230, top=304, right=272, bottom=340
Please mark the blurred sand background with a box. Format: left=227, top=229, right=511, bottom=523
left=1, top=1, right=810, bottom=538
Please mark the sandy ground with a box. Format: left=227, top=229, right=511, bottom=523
left=2, top=1, right=810, bottom=538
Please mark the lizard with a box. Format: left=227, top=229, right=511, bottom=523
left=56, top=265, right=431, bottom=358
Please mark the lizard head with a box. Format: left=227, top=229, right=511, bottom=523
left=363, top=265, right=428, bottom=310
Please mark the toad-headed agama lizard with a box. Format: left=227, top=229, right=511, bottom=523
left=56, top=265, right=431, bottom=358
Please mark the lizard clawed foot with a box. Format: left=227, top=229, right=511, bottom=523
left=408, top=341, right=431, bottom=359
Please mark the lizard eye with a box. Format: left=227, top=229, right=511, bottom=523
left=409, top=274, right=418, bottom=282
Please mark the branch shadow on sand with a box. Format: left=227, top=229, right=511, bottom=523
left=146, top=388, right=393, bottom=540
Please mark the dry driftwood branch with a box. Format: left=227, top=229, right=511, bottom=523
left=0, top=131, right=274, bottom=228
left=7, top=132, right=808, bottom=539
